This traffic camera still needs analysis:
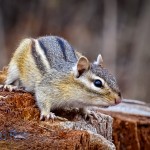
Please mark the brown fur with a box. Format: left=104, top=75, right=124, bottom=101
left=0, top=66, right=8, bottom=84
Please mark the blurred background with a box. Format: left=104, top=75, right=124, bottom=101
left=0, top=0, right=149, bottom=102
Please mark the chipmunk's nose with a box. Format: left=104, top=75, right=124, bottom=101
left=115, top=98, right=121, bottom=104
left=115, top=92, right=122, bottom=104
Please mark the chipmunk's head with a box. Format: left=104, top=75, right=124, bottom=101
left=72, top=54, right=122, bottom=107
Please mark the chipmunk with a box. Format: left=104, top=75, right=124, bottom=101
left=5, top=36, right=122, bottom=120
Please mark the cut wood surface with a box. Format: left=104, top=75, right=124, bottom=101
left=0, top=89, right=150, bottom=150
left=0, top=90, right=115, bottom=150
left=99, top=100, right=150, bottom=150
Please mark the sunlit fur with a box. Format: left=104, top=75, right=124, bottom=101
left=5, top=36, right=121, bottom=119
left=36, top=66, right=121, bottom=111
left=6, top=39, right=38, bottom=91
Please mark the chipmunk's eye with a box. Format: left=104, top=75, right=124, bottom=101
left=94, top=79, right=103, bottom=88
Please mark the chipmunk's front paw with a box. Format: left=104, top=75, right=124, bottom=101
left=40, top=112, right=68, bottom=122
left=3, top=85, right=18, bottom=92
left=80, top=108, right=98, bottom=124
left=1, top=84, right=26, bottom=92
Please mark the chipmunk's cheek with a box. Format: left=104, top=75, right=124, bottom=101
left=110, top=92, right=122, bottom=105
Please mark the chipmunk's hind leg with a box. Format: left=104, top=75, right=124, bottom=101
left=4, top=64, right=20, bottom=91
left=6, top=63, right=19, bottom=84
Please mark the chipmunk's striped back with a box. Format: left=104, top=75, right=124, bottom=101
left=36, top=36, right=78, bottom=73
left=6, top=36, right=78, bottom=92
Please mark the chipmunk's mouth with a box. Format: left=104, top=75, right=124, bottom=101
left=109, top=97, right=122, bottom=106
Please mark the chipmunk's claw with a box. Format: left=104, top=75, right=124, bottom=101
left=3, top=85, right=18, bottom=92
left=0, top=95, right=7, bottom=99
left=80, top=108, right=98, bottom=124
left=1, top=84, right=26, bottom=92
left=40, top=112, right=68, bottom=122
left=85, top=110, right=98, bottom=124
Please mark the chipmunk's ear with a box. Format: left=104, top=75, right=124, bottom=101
left=73, top=56, right=90, bottom=77
left=94, top=54, right=103, bottom=66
